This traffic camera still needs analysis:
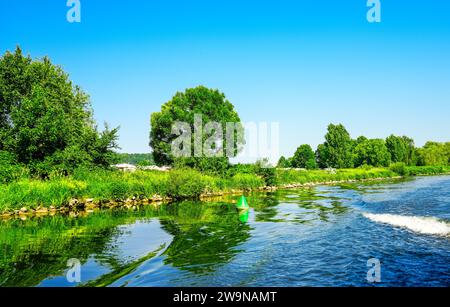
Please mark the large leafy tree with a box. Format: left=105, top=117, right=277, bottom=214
left=150, top=86, right=243, bottom=173
left=385, top=135, right=417, bottom=165
left=0, top=47, right=119, bottom=175
left=291, top=144, right=317, bottom=169
left=353, top=139, right=391, bottom=167
left=386, top=135, right=407, bottom=164
left=322, top=124, right=354, bottom=168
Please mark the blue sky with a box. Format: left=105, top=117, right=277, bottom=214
left=1, top=0, right=449, bottom=158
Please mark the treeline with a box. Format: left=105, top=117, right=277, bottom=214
left=278, top=124, right=450, bottom=169
left=116, top=153, right=155, bottom=166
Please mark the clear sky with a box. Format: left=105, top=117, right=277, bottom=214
left=1, top=0, right=449, bottom=159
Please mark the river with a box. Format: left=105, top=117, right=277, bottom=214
left=1, top=176, right=449, bottom=287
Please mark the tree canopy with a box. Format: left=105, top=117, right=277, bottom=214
left=0, top=47, right=119, bottom=176
left=385, top=135, right=416, bottom=165
left=277, top=156, right=291, bottom=168
left=417, top=142, right=450, bottom=166
left=150, top=86, right=243, bottom=173
left=353, top=138, right=391, bottom=167
left=291, top=144, right=317, bottom=169
left=322, top=124, right=354, bottom=168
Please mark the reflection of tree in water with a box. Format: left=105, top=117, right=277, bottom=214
left=0, top=216, right=120, bottom=287
left=248, top=188, right=349, bottom=224
left=295, top=189, right=349, bottom=222
left=251, top=193, right=279, bottom=222
left=160, top=201, right=251, bottom=274
left=0, top=207, right=173, bottom=287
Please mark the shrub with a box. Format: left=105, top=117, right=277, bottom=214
left=231, top=173, right=264, bottom=190
left=406, top=166, right=447, bottom=176
left=166, top=169, right=207, bottom=199
left=254, top=159, right=277, bottom=186
left=390, top=162, right=409, bottom=176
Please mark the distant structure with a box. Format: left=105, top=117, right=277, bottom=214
left=112, top=163, right=171, bottom=172
left=139, top=165, right=171, bottom=172
left=112, top=163, right=137, bottom=172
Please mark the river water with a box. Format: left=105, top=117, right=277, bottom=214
left=1, top=176, right=449, bottom=287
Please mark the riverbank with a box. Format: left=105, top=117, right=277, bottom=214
left=1, top=166, right=449, bottom=219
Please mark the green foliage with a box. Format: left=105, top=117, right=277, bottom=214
left=315, top=143, right=329, bottom=169
left=386, top=135, right=417, bottom=165
left=0, top=151, right=27, bottom=184
left=353, top=139, right=391, bottom=167
left=254, top=160, right=277, bottom=186
left=277, top=156, right=291, bottom=168
left=2, top=164, right=448, bottom=212
left=225, top=163, right=256, bottom=177
left=356, top=136, right=368, bottom=144
left=291, top=144, right=317, bottom=169
left=166, top=169, right=208, bottom=199
left=276, top=167, right=396, bottom=186
left=116, top=153, right=155, bottom=166
left=230, top=173, right=264, bottom=190
left=0, top=47, right=119, bottom=177
left=322, top=124, right=354, bottom=168
left=174, top=156, right=230, bottom=176
left=406, top=165, right=450, bottom=176
left=389, top=162, right=409, bottom=176
left=417, top=142, right=449, bottom=166
left=150, top=86, right=243, bottom=171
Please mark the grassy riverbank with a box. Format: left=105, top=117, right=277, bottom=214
left=1, top=165, right=449, bottom=215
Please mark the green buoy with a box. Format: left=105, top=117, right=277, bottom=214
left=239, top=210, right=249, bottom=223
left=236, top=195, right=249, bottom=211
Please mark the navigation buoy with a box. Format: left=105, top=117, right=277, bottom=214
left=239, top=210, right=249, bottom=223
left=236, top=196, right=249, bottom=211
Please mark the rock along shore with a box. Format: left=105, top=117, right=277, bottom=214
left=0, top=176, right=403, bottom=220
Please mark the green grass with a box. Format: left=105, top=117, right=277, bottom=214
left=0, top=166, right=449, bottom=212
left=276, top=167, right=396, bottom=185
left=405, top=165, right=450, bottom=176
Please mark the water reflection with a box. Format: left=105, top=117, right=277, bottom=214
left=158, top=201, right=252, bottom=274
left=249, top=188, right=349, bottom=224
left=0, top=201, right=253, bottom=286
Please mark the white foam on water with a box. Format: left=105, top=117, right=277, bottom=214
left=363, top=213, right=450, bottom=236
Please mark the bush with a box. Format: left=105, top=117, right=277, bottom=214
left=253, top=159, right=277, bottom=186
left=390, top=162, right=409, bottom=176
left=166, top=169, right=207, bottom=199
left=406, top=166, right=447, bottom=176
left=230, top=173, right=264, bottom=190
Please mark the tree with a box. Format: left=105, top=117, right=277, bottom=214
left=446, top=143, right=450, bottom=165
left=353, top=139, right=391, bottom=167
left=150, top=86, right=243, bottom=173
left=315, top=143, right=330, bottom=169
left=385, top=135, right=417, bottom=165
left=0, top=47, right=119, bottom=176
left=386, top=135, right=407, bottom=164
left=417, top=142, right=448, bottom=166
left=277, top=156, right=291, bottom=168
left=291, top=144, right=317, bottom=169
left=401, top=136, right=417, bottom=166
left=116, top=153, right=155, bottom=166
left=322, top=124, right=354, bottom=168
left=356, top=136, right=368, bottom=145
